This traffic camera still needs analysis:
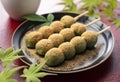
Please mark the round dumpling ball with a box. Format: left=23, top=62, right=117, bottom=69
left=70, top=36, right=86, bottom=54
left=60, top=28, right=75, bottom=41
left=59, top=42, right=76, bottom=60
left=39, top=26, right=53, bottom=38
left=81, top=31, right=98, bottom=48
left=48, top=34, right=64, bottom=47
left=50, top=21, right=64, bottom=33
left=70, top=22, right=86, bottom=36
left=25, top=31, right=43, bottom=48
left=45, top=48, right=65, bottom=67
left=35, top=39, right=54, bottom=56
left=60, top=15, right=75, bottom=28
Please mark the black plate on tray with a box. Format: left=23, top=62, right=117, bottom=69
left=12, top=12, right=114, bottom=74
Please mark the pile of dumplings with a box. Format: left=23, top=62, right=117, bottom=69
left=25, top=12, right=109, bottom=67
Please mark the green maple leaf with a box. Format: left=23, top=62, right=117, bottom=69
left=81, top=0, right=102, bottom=17
left=21, top=60, right=57, bottom=82
left=102, top=0, right=117, bottom=17
left=81, top=0, right=102, bottom=10
left=0, top=66, right=25, bottom=82
left=0, top=47, right=23, bottom=67
left=58, top=0, right=80, bottom=13
left=113, top=19, right=120, bottom=28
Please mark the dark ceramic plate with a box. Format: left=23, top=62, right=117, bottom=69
left=12, top=12, right=114, bottom=74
